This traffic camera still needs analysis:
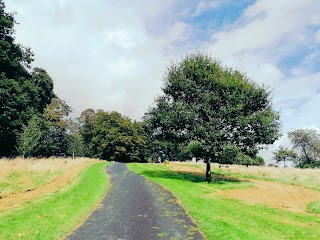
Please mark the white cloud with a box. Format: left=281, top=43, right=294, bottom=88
left=209, top=0, right=319, bottom=58
left=5, top=0, right=186, bottom=120
left=193, top=0, right=221, bottom=16
left=166, top=21, right=189, bottom=42
left=201, top=0, right=320, bottom=162
left=5, top=0, right=320, bottom=152
left=204, top=0, right=320, bottom=132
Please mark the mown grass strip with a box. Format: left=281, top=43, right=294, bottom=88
left=128, top=163, right=320, bottom=240
left=0, top=161, right=109, bottom=240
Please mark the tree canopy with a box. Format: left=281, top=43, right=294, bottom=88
left=79, top=109, right=146, bottom=162
left=144, top=53, right=281, bottom=165
left=0, top=1, right=55, bottom=156
left=288, top=129, right=320, bottom=168
left=272, top=145, right=296, bottom=167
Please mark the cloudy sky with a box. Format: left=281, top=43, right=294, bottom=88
left=5, top=0, right=320, bottom=161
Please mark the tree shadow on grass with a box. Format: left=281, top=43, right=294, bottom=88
left=140, top=170, right=245, bottom=185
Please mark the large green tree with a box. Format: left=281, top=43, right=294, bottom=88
left=144, top=53, right=281, bottom=181
left=0, top=1, right=55, bottom=156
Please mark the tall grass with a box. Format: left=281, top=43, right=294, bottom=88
left=170, top=162, right=320, bottom=191
left=0, top=161, right=109, bottom=239
left=211, top=163, right=320, bottom=191
left=0, top=157, right=99, bottom=197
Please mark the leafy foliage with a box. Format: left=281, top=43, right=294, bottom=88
left=0, top=1, right=55, bottom=156
left=17, top=98, right=71, bottom=157
left=66, top=133, right=85, bottom=158
left=42, top=98, right=71, bottom=156
left=144, top=53, right=281, bottom=164
left=79, top=109, right=146, bottom=162
left=273, top=146, right=296, bottom=167
left=17, top=115, right=49, bottom=157
left=288, top=129, right=320, bottom=168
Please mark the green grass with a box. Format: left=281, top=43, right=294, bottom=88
left=0, top=162, right=109, bottom=240
left=308, top=201, right=320, bottom=214
left=0, top=170, right=63, bottom=197
left=128, top=163, right=320, bottom=240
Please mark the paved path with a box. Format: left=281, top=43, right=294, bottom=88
left=66, top=163, right=204, bottom=240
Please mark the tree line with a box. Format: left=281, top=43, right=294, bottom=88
left=4, top=1, right=318, bottom=171
left=273, top=129, right=320, bottom=168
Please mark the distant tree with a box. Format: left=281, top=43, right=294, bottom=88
left=89, top=110, right=146, bottom=162
left=43, top=98, right=72, bottom=156
left=78, top=108, right=96, bottom=157
left=66, top=133, right=85, bottom=158
left=253, top=156, right=265, bottom=166
left=78, top=109, right=146, bottom=162
left=144, top=53, right=281, bottom=181
left=288, top=129, right=320, bottom=168
left=272, top=146, right=296, bottom=167
left=17, top=115, right=49, bottom=158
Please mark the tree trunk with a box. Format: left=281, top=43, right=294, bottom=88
left=206, top=160, right=212, bottom=182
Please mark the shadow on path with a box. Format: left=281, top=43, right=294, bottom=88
left=66, top=163, right=204, bottom=240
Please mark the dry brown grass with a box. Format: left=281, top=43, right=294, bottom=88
left=0, top=157, right=99, bottom=197
left=213, top=179, right=320, bottom=213
left=169, top=161, right=320, bottom=191
left=212, top=163, right=320, bottom=191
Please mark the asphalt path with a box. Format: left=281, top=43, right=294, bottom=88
left=66, top=163, right=204, bottom=240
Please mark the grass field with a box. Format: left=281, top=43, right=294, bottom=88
left=128, top=163, right=320, bottom=240
left=0, top=157, right=97, bottom=197
left=0, top=158, right=109, bottom=239
left=210, top=163, right=320, bottom=191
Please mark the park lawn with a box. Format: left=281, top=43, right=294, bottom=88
left=128, top=163, right=320, bottom=240
left=0, top=161, right=109, bottom=240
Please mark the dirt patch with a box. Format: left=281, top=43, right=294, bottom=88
left=214, top=179, right=320, bottom=213
left=169, top=164, right=204, bottom=174
left=169, top=163, right=320, bottom=214
left=0, top=163, right=90, bottom=212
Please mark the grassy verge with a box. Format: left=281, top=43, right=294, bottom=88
left=0, top=161, right=109, bottom=240
left=308, top=201, right=320, bottom=214
left=128, top=163, right=320, bottom=240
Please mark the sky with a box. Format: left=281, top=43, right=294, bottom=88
left=5, top=0, right=320, bottom=163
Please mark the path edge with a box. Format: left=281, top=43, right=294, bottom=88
left=64, top=162, right=112, bottom=239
